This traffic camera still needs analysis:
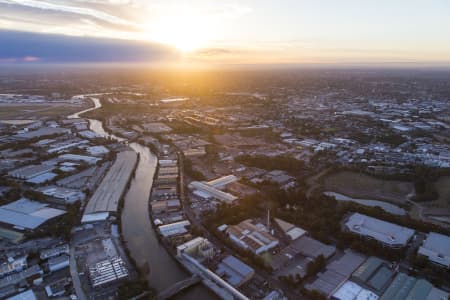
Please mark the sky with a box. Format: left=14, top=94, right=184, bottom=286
left=1, top=0, right=450, bottom=66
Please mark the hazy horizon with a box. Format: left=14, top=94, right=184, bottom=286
left=1, top=0, right=450, bottom=66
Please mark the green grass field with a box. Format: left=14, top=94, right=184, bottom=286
left=0, top=103, right=87, bottom=119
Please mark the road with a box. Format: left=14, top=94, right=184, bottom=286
left=305, top=166, right=333, bottom=199
left=69, top=244, right=87, bottom=300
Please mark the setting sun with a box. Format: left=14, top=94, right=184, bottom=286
left=148, top=13, right=212, bottom=52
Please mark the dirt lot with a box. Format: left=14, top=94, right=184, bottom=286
left=433, top=176, right=450, bottom=206
left=319, top=170, right=414, bottom=204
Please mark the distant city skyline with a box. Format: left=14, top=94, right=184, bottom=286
left=1, top=0, right=450, bottom=65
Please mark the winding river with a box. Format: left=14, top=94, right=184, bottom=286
left=69, top=96, right=214, bottom=300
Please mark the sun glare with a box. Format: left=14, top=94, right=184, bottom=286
left=149, top=14, right=212, bottom=52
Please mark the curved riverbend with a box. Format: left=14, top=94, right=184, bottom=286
left=71, top=95, right=213, bottom=300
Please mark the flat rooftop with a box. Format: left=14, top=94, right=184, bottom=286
left=418, top=232, right=450, bottom=268
left=84, top=151, right=137, bottom=215
left=345, top=213, right=414, bottom=247
left=0, top=198, right=66, bottom=230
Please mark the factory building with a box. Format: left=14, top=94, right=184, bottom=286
left=39, top=186, right=85, bottom=204
left=216, top=255, right=255, bottom=287
left=417, top=232, right=450, bottom=269
left=158, top=220, right=191, bottom=238
left=0, top=256, right=27, bottom=278
left=0, top=198, right=66, bottom=231
left=88, top=257, right=128, bottom=288
left=305, top=250, right=366, bottom=296
left=189, top=181, right=238, bottom=204
left=350, top=257, right=395, bottom=295
left=176, top=237, right=214, bottom=259
left=47, top=255, right=70, bottom=273
left=8, top=164, right=54, bottom=180
left=344, top=213, right=414, bottom=248
left=86, top=145, right=110, bottom=156
left=40, top=244, right=69, bottom=260
left=206, top=175, right=238, bottom=189
left=380, top=273, right=448, bottom=300
left=58, top=154, right=100, bottom=165
left=331, top=281, right=379, bottom=300
left=225, top=219, right=279, bottom=255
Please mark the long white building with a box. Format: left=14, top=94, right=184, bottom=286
left=418, top=232, right=450, bottom=268
left=344, top=213, right=414, bottom=248
left=189, top=181, right=237, bottom=204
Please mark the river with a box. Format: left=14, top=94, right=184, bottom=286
left=69, top=96, right=215, bottom=300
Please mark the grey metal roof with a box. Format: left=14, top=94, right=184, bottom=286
left=345, top=213, right=414, bottom=246
left=418, top=232, right=450, bottom=267
left=222, top=255, right=254, bottom=277
left=0, top=199, right=65, bottom=230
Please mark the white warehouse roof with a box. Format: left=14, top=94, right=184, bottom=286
left=189, top=181, right=237, bottom=204
left=0, top=198, right=66, bottom=230
left=345, top=213, right=414, bottom=247
left=206, top=175, right=238, bottom=189
left=418, top=232, right=450, bottom=268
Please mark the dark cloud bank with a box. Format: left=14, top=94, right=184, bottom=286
left=0, top=30, right=177, bottom=63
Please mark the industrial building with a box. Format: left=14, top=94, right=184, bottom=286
left=45, top=277, right=71, bottom=298
left=83, top=151, right=137, bottom=216
left=0, top=198, right=66, bottom=230
left=12, top=127, right=70, bottom=140
left=159, top=159, right=177, bottom=167
left=0, top=256, right=27, bottom=278
left=158, top=220, right=191, bottom=238
left=40, top=244, right=69, bottom=260
left=189, top=181, right=238, bottom=204
left=0, top=265, right=43, bottom=289
left=344, top=213, right=415, bottom=248
left=151, top=199, right=181, bottom=214
left=158, top=166, right=179, bottom=175
left=78, top=130, right=101, bottom=139
left=58, top=154, right=100, bottom=165
left=417, top=232, right=450, bottom=268
left=176, top=237, right=214, bottom=259
left=47, top=140, right=89, bottom=154
left=8, top=164, right=54, bottom=180
left=225, top=219, right=279, bottom=255
left=216, top=255, right=255, bottom=287
left=380, top=273, right=448, bottom=300
left=86, top=145, right=110, bottom=156
left=6, top=289, right=38, bottom=300
left=47, top=254, right=70, bottom=272
left=331, top=281, right=379, bottom=300
left=350, top=257, right=395, bottom=295
left=189, top=175, right=239, bottom=204
left=206, top=175, right=238, bottom=189
left=274, top=218, right=308, bottom=241
left=39, top=186, right=85, bottom=203
left=270, top=235, right=336, bottom=271
left=88, top=257, right=128, bottom=288
left=305, top=250, right=366, bottom=297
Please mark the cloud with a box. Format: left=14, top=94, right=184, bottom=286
left=0, top=0, right=138, bottom=28
left=195, top=48, right=233, bottom=56
left=0, top=30, right=178, bottom=63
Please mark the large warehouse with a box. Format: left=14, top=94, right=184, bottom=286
left=417, top=232, right=450, bottom=268
left=83, top=151, right=137, bottom=217
left=0, top=198, right=66, bottom=230
left=344, top=213, right=414, bottom=248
